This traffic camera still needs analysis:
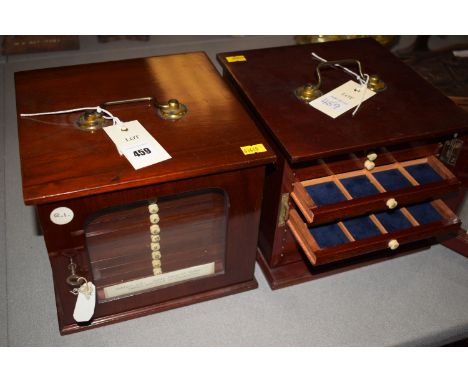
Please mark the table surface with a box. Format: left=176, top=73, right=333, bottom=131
left=1, top=36, right=468, bottom=346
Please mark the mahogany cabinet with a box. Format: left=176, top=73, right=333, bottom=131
left=218, top=38, right=468, bottom=289
left=15, top=52, right=275, bottom=334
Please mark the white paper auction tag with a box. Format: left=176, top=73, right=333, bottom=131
left=73, top=282, right=96, bottom=323
left=103, top=120, right=171, bottom=170
left=309, top=80, right=376, bottom=119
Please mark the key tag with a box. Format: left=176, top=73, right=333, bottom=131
left=71, top=278, right=96, bottom=323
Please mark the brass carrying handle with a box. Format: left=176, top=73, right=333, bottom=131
left=76, top=96, right=187, bottom=131
left=312, top=59, right=365, bottom=92
left=101, top=97, right=155, bottom=108
left=295, top=59, right=385, bottom=103
left=102, top=97, right=188, bottom=120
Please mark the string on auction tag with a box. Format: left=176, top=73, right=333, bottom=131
left=20, top=106, right=125, bottom=129
left=311, top=52, right=370, bottom=116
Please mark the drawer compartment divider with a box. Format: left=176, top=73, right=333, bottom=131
left=287, top=199, right=460, bottom=266
left=291, top=156, right=460, bottom=226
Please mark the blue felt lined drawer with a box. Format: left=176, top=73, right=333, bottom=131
left=373, top=169, right=412, bottom=191
left=405, top=163, right=443, bottom=185
left=374, top=209, right=413, bottom=232
left=309, top=223, right=349, bottom=249
left=296, top=200, right=453, bottom=254
left=342, top=215, right=381, bottom=240
left=305, top=181, right=347, bottom=206
left=406, top=202, right=443, bottom=225
left=340, top=175, right=379, bottom=198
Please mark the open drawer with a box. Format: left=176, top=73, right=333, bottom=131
left=291, top=156, right=460, bottom=226
left=287, top=199, right=460, bottom=266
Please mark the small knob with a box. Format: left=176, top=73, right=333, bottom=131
left=388, top=239, right=399, bottom=250
left=150, top=224, right=160, bottom=234
left=386, top=198, right=398, bottom=209
left=152, top=251, right=161, bottom=260
left=151, top=242, right=160, bottom=251
left=153, top=268, right=162, bottom=276
left=152, top=259, right=161, bottom=268
left=151, top=234, right=161, bottom=243
left=149, top=214, right=160, bottom=224
left=148, top=203, right=159, bottom=214
left=364, top=159, right=375, bottom=170
left=367, top=151, right=378, bottom=161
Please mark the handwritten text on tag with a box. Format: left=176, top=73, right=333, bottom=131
left=309, top=80, right=376, bottom=119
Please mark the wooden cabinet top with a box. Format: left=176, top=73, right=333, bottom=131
left=15, top=52, right=275, bottom=205
left=217, top=38, right=468, bottom=164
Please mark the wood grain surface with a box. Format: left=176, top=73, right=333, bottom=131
left=218, top=38, right=468, bottom=164
left=15, top=52, right=275, bottom=205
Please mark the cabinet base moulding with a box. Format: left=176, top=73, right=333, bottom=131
left=256, top=242, right=432, bottom=290
left=59, top=278, right=258, bottom=335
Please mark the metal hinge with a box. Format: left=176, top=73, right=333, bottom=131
left=439, top=136, right=463, bottom=166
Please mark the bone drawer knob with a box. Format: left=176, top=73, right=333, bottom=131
left=386, top=198, right=398, bottom=209
left=148, top=203, right=159, bottom=214
left=150, top=224, right=160, bottom=234
left=366, top=152, right=378, bottom=161
left=149, top=214, right=160, bottom=224
left=152, top=259, right=161, bottom=268
left=151, top=234, right=161, bottom=243
left=153, top=268, right=162, bottom=276
left=152, top=251, right=161, bottom=260
left=364, top=159, right=375, bottom=170
left=388, top=239, right=399, bottom=250
left=151, top=242, right=161, bottom=251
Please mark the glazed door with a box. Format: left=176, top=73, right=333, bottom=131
left=86, top=189, right=227, bottom=302
left=37, top=166, right=264, bottom=334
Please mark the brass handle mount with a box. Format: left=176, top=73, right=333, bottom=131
left=156, top=99, right=188, bottom=120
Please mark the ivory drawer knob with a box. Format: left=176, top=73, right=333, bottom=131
left=152, top=259, right=161, bottom=268
left=152, top=250, right=161, bottom=260
left=367, top=152, right=378, bottom=161
left=151, top=242, right=160, bottom=251
left=153, top=268, right=162, bottom=276
left=386, top=198, right=398, bottom=209
left=149, top=214, right=160, bottom=224
left=364, top=159, right=375, bottom=170
left=151, top=234, right=161, bottom=243
left=150, top=224, right=160, bottom=234
left=148, top=203, right=159, bottom=214
left=388, top=239, right=399, bottom=250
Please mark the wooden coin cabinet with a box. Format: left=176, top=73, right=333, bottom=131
left=15, top=52, right=275, bottom=334
left=218, top=39, right=468, bottom=289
